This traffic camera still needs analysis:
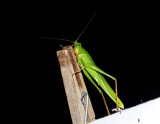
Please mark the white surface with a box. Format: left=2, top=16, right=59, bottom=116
left=89, top=97, right=160, bottom=124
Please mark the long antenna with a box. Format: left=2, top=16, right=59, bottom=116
left=76, top=11, right=97, bottom=41
left=40, top=37, right=74, bottom=43
left=40, top=11, right=97, bottom=43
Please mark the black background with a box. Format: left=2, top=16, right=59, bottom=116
left=38, top=2, right=160, bottom=123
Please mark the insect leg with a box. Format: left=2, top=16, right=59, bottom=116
left=85, top=64, right=119, bottom=111
left=72, top=63, right=84, bottom=76
left=82, top=68, right=110, bottom=115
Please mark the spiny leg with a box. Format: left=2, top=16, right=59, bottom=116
left=100, top=73, right=119, bottom=112
left=72, top=63, right=84, bottom=76
left=101, top=93, right=110, bottom=115
left=82, top=68, right=110, bottom=115
left=113, top=78, right=118, bottom=111
left=103, top=74, right=119, bottom=112
left=85, top=64, right=120, bottom=112
left=99, top=74, right=119, bottom=111
left=73, top=69, right=81, bottom=75
left=76, top=61, right=111, bottom=115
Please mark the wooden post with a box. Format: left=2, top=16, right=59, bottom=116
left=57, top=47, right=95, bottom=124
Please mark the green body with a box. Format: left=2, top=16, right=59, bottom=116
left=74, top=41, right=124, bottom=109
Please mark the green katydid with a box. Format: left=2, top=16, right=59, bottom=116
left=73, top=41, right=124, bottom=114
left=42, top=12, right=124, bottom=115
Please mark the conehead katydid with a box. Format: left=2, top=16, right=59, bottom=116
left=43, top=12, right=124, bottom=115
